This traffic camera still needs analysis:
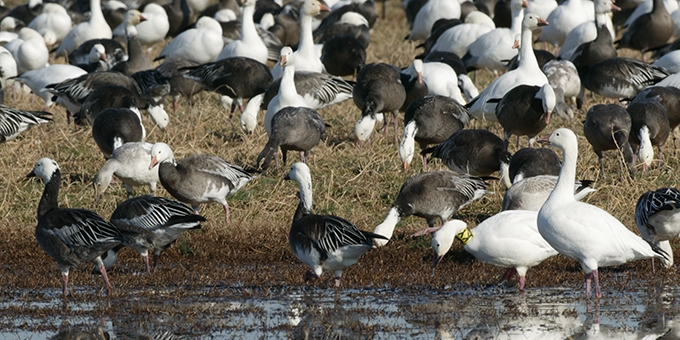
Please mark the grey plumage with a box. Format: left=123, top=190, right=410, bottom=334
left=583, top=103, right=635, bottom=179
left=0, top=104, right=52, bottom=142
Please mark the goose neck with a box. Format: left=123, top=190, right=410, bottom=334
left=297, top=177, right=313, bottom=215
left=280, top=63, right=299, bottom=98
left=38, top=170, right=61, bottom=219
left=373, top=207, right=401, bottom=241
left=517, top=26, right=538, bottom=69
left=509, top=6, right=525, bottom=34
left=89, top=0, right=104, bottom=20
left=241, top=4, right=258, bottom=42
left=298, top=12, right=315, bottom=57
left=552, top=142, right=579, bottom=200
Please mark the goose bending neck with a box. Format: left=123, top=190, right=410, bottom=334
left=38, top=170, right=60, bottom=219
left=373, top=207, right=401, bottom=243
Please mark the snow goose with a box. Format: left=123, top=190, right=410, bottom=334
left=111, top=11, right=153, bottom=76
left=149, top=142, right=254, bottom=224
left=542, top=60, right=581, bottom=112
left=103, top=0, right=127, bottom=29
left=0, top=46, right=17, bottom=89
left=577, top=58, right=669, bottom=99
left=257, top=106, right=326, bottom=172
left=399, top=95, right=470, bottom=171
left=431, top=11, right=495, bottom=60
left=653, top=50, right=680, bottom=73
left=538, top=0, right=591, bottom=49
left=76, top=85, right=139, bottom=126
left=155, top=16, right=223, bottom=64
left=408, top=0, right=461, bottom=41
left=624, top=0, right=678, bottom=27
left=502, top=175, right=595, bottom=211
left=68, top=39, right=126, bottom=69
left=631, top=86, right=680, bottom=151
left=506, top=147, right=561, bottom=185
left=627, top=99, right=671, bottom=172
left=72, top=44, right=110, bottom=73
left=14, top=65, right=86, bottom=110
left=106, top=195, right=206, bottom=274
left=635, top=187, right=680, bottom=268
left=217, top=0, right=268, bottom=64
left=5, top=27, right=50, bottom=74
left=462, top=0, right=526, bottom=74
left=155, top=60, right=205, bottom=112
left=558, top=0, right=618, bottom=62
left=527, top=0, right=557, bottom=19
left=404, top=60, right=466, bottom=104
left=284, top=162, right=386, bottom=287
left=265, top=47, right=314, bottom=135
left=28, top=3, right=71, bottom=43
left=537, top=128, right=669, bottom=299
left=270, top=0, right=330, bottom=79
left=495, top=83, right=555, bottom=149
left=113, top=4, right=169, bottom=47
left=617, top=0, right=673, bottom=60
left=0, top=104, right=51, bottom=142
left=6, top=0, right=43, bottom=26
left=399, top=59, right=429, bottom=112
left=182, top=57, right=272, bottom=115
left=423, top=129, right=512, bottom=179
left=28, top=158, right=123, bottom=296
left=423, top=213, right=558, bottom=289
left=164, top=0, right=194, bottom=38
left=583, top=104, right=635, bottom=179
left=320, top=35, right=366, bottom=77
left=55, top=0, right=112, bottom=57
left=466, top=13, right=549, bottom=122
left=353, top=63, right=406, bottom=143
left=373, top=171, right=490, bottom=246
left=93, top=142, right=158, bottom=202
left=568, top=16, right=617, bottom=69
left=313, top=11, right=370, bottom=48
left=415, top=18, right=463, bottom=58
left=92, top=107, right=145, bottom=159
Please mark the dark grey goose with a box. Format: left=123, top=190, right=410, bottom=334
left=284, top=162, right=386, bottom=287
left=576, top=57, right=669, bottom=100
left=583, top=103, right=635, bottom=179
left=256, top=106, right=326, bottom=173
left=75, top=85, right=138, bottom=126
left=373, top=171, right=490, bottom=247
left=627, top=99, right=670, bottom=172
left=399, top=95, right=470, bottom=171
left=92, top=107, right=145, bottom=159
left=155, top=59, right=205, bottom=112
left=27, top=158, right=123, bottom=296
left=616, top=0, right=673, bottom=60
left=631, top=86, right=680, bottom=152
left=110, top=11, right=153, bottom=76
left=494, top=84, right=556, bottom=150
left=505, top=147, right=561, bottom=187
left=149, top=142, right=254, bottom=224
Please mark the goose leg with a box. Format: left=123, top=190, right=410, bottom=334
left=501, top=268, right=516, bottom=282
left=585, top=272, right=592, bottom=298
left=592, top=270, right=602, bottom=298
left=595, top=150, right=606, bottom=180
left=97, top=262, right=113, bottom=295
left=300, top=151, right=306, bottom=163
left=61, top=269, right=69, bottom=296
left=334, top=270, right=343, bottom=287
left=518, top=275, right=526, bottom=290
left=223, top=203, right=231, bottom=224
left=153, top=250, right=161, bottom=272
left=422, top=154, right=429, bottom=172
left=143, top=254, right=151, bottom=275
left=393, top=111, right=399, bottom=144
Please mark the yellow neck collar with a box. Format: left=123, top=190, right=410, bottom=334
left=456, top=227, right=473, bottom=245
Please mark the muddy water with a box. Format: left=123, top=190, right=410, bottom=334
left=2, top=280, right=679, bottom=339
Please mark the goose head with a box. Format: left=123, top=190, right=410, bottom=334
left=537, top=84, right=556, bottom=125
left=545, top=128, right=578, bottom=152
left=458, top=74, right=478, bottom=102
left=284, top=162, right=314, bottom=206
left=399, top=121, right=417, bottom=170
left=92, top=169, right=111, bottom=203
left=195, top=16, right=223, bottom=35
left=125, top=9, right=147, bottom=27
left=149, top=142, right=175, bottom=169
left=240, top=0, right=257, bottom=8
left=302, top=0, right=330, bottom=17
left=523, top=13, right=549, bottom=31
left=354, top=114, right=377, bottom=142
left=412, top=59, right=423, bottom=84
left=240, top=93, right=263, bottom=134
left=512, top=0, right=529, bottom=10
left=27, top=158, right=59, bottom=183
left=147, top=104, right=170, bottom=130
left=339, top=12, right=369, bottom=27
left=431, top=220, right=468, bottom=276
left=214, top=9, right=238, bottom=22
left=638, top=125, right=654, bottom=172
left=279, top=46, right=294, bottom=66
left=41, top=29, right=57, bottom=47
left=596, top=0, right=621, bottom=14
left=89, top=43, right=108, bottom=64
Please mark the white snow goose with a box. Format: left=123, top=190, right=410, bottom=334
left=537, top=128, right=669, bottom=299
left=537, top=0, right=590, bottom=49
left=284, top=162, right=387, bottom=287
left=583, top=103, right=636, bottom=179
left=68, top=39, right=126, bottom=69
left=404, top=59, right=466, bottom=104
left=270, top=0, right=330, bottom=79
left=577, top=58, right=669, bottom=100
left=373, top=171, right=490, bottom=246
left=0, top=104, right=51, bottom=142
left=408, top=0, right=461, bottom=41
left=542, top=60, right=581, bottom=113
left=505, top=147, right=561, bottom=186
left=627, top=99, right=671, bottom=172
left=113, top=4, right=169, bottom=47
left=353, top=63, right=406, bottom=144
left=182, top=56, right=272, bottom=115
left=28, top=3, right=72, bottom=43
left=616, top=0, right=673, bottom=61
left=421, top=212, right=558, bottom=289
left=257, top=106, right=326, bottom=172
left=217, top=0, right=268, bottom=64
left=5, top=27, right=50, bottom=74
left=462, top=0, right=526, bottom=74
left=92, top=107, right=146, bottom=159
left=155, top=16, right=224, bottom=64
left=14, top=65, right=86, bottom=110
left=494, top=83, right=556, bottom=150
left=92, top=142, right=159, bottom=202
left=635, top=187, right=680, bottom=268
left=110, top=10, right=153, bottom=76
left=55, top=0, right=112, bottom=57
left=466, top=13, right=549, bottom=122
left=422, top=129, right=512, bottom=179
left=28, top=158, right=123, bottom=296
left=557, top=0, right=618, bottom=62
left=0, top=46, right=17, bottom=89
left=430, top=11, right=495, bottom=60
left=149, top=142, right=254, bottom=224
left=399, top=95, right=470, bottom=171
left=502, top=175, right=595, bottom=211
left=105, top=195, right=206, bottom=274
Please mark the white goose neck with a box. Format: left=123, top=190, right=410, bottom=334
left=298, top=176, right=313, bottom=213
left=509, top=6, right=525, bottom=34
left=241, top=4, right=258, bottom=43
left=280, top=61, right=299, bottom=99
left=517, top=25, right=539, bottom=70
left=373, top=207, right=401, bottom=242
left=298, top=12, right=315, bottom=57
left=90, top=0, right=104, bottom=20
left=551, top=141, right=579, bottom=202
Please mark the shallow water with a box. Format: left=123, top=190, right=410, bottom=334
left=2, top=281, right=680, bottom=339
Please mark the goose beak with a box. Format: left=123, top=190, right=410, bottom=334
left=149, top=156, right=158, bottom=170
left=432, top=253, right=444, bottom=276
left=284, top=173, right=291, bottom=180
left=403, top=161, right=410, bottom=170
left=536, top=136, right=550, bottom=145
left=139, top=14, right=147, bottom=22
left=26, top=170, right=36, bottom=178
left=544, top=110, right=551, bottom=125
left=611, top=3, right=621, bottom=11
left=537, top=18, right=549, bottom=27
left=320, top=4, right=331, bottom=12
left=279, top=55, right=287, bottom=66
left=522, top=0, right=528, bottom=7
left=417, top=71, right=423, bottom=84
left=512, top=40, right=520, bottom=49
left=100, top=53, right=108, bottom=62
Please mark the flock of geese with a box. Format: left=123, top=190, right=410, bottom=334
left=3, top=0, right=680, bottom=298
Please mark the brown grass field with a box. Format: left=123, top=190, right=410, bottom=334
left=1, top=0, right=680, bottom=302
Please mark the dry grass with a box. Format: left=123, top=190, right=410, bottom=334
left=1, top=0, right=680, bottom=299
